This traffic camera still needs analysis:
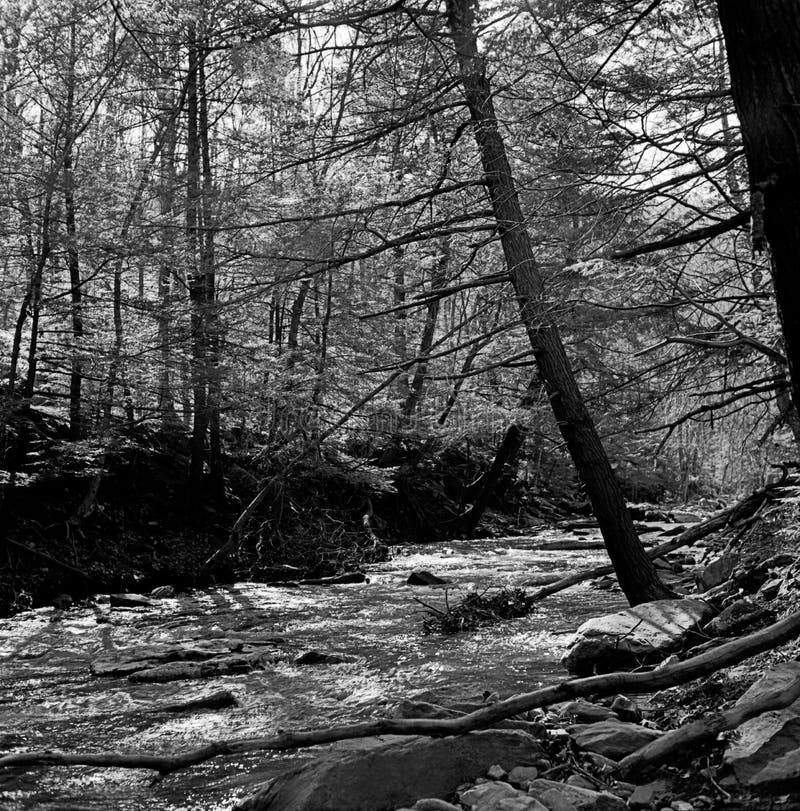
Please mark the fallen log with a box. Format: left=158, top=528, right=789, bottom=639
left=2, top=608, right=799, bottom=776
left=527, top=482, right=775, bottom=601
left=617, top=662, right=800, bottom=779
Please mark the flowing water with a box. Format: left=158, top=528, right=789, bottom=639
left=0, top=530, right=636, bottom=811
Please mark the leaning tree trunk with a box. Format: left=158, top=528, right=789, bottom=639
left=716, top=1, right=800, bottom=424
left=445, top=0, right=672, bottom=605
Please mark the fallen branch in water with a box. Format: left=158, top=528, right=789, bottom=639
left=2, top=608, right=800, bottom=775
left=527, top=481, right=776, bottom=602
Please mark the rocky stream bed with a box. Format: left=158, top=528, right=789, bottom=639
left=0, top=530, right=633, bottom=810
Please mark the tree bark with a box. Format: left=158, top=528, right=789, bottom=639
left=716, top=1, right=800, bottom=425
left=445, top=0, right=672, bottom=605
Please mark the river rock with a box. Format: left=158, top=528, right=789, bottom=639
left=608, top=695, right=642, bottom=723
left=695, top=552, right=735, bottom=591
left=407, top=570, right=448, bottom=586
left=561, top=599, right=713, bottom=675
left=567, top=720, right=662, bottom=759
left=129, top=651, right=277, bottom=682
left=110, top=592, right=156, bottom=608
left=157, top=688, right=238, bottom=712
left=294, top=650, right=347, bottom=665
left=626, top=779, right=669, bottom=809
left=233, top=730, right=544, bottom=811
left=528, top=778, right=626, bottom=811
left=507, top=765, right=538, bottom=788
left=91, top=639, right=242, bottom=677
left=723, top=661, right=800, bottom=785
left=150, top=585, right=175, bottom=598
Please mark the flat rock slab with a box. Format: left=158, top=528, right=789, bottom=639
left=91, top=639, right=243, bottom=677
left=724, top=661, right=800, bottom=786
left=567, top=720, right=662, bottom=760
left=233, top=730, right=544, bottom=811
left=561, top=599, right=713, bottom=675
left=128, top=651, right=279, bottom=683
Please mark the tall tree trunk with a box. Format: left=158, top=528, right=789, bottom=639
left=63, top=18, right=82, bottom=439
left=400, top=236, right=450, bottom=423
left=716, top=1, right=800, bottom=429
left=445, top=0, right=672, bottom=605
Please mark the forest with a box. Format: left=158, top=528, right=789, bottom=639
left=2, top=1, right=800, bottom=810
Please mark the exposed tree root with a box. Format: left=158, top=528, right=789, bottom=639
left=2, top=608, right=799, bottom=776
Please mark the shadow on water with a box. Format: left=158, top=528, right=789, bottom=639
left=0, top=530, right=629, bottom=810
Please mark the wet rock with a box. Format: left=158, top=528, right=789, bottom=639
left=567, top=720, right=662, bottom=759
left=407, top=570, right=448, bottom=586
left=234, top=730, right=544, bottom=811
left=723, top=661, right=800, bottom=785
left=528, top=778, right=626, bottom=811
left=150, top=585, right=175, bottom=598
left=294, top=650, right=347, bottom=665
left=558, top=701, right=618, bottom=723
left=110, top=593, right=156, bottom=608
left=705, top=599, right=773, bottom=636
left=129, top=651, right=277, bottom=683
left=157, top=688, right=238, bottom=712
left=507, top=765, right=538, bottom=788
left=91, top=639, right=241, bottom=677
left=561, top=599, right=713, bottom=675
left=626, top=780, right=669, bottom=809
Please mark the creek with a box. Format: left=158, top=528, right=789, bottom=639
left=0, top=529, right=638, bottom=811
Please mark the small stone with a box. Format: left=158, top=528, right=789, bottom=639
left=609, top=695, right=641, bottom=723
left=671, top=801, right=694, bottom=811
left=507, top=765, right=538, bottom=788
left=459, top=780, right=519, bottom=808
left=488, top=764, right=508, bottom=780
left=610, top=781, right=635, bottom=798
left=150, top=585, right=175, bottom=598
left=627, top=780, right=669, bottom=809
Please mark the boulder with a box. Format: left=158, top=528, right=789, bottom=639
left=294, top=650, right=347, bottom=665
left=528, top=779, right=626, bottom=811
left=157, top=688, right=238, bottom=713
left=723, top=661, right=800, bottom=785
left=567, top=720, right=662, bottom=759
left=110, top=593, right=156, bottom=608
left=561, top=599, right=713, bottom=675
left=233, top=730, right=544, bottom=811
left=407, top=570, right=449, bottom=586
left=150, top=585, right=175, bottom=598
